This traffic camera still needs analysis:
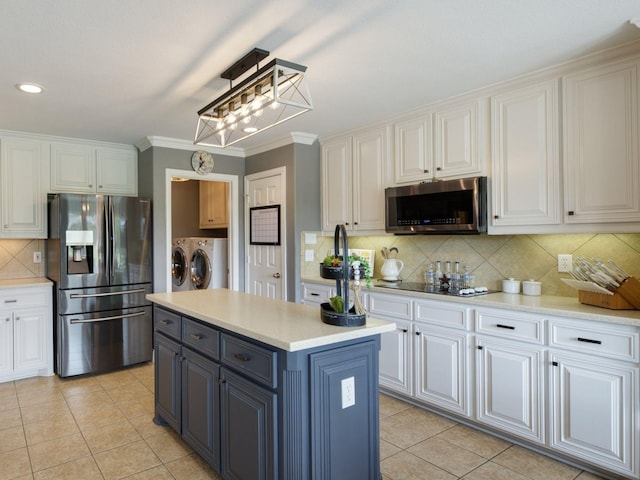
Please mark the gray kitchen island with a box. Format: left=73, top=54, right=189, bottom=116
left=147, top=289, right=395, bottom=480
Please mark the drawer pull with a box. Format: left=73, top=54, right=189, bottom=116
left=160, top=319, right=172, bottom=325
left=577, top=337, right=602, bottom=345
left=233, top=353, right=250, bottom=362
left=310, top=293, right=319, bottom=296
left=4, top=299, right=17, bottom=303
left=496, top=324, right=515, bottom=330
left=189, top=333, right=203, bottom=340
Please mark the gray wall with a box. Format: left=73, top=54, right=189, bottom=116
left=138, top=146, right=244, bottom=292
left=245, top=141, right=321, bottom=301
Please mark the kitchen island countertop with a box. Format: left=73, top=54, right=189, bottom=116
left=147, top=288, right=395, bottom=352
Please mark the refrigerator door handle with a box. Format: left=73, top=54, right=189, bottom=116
left=69, top=288, right=147, bottom=299
left=69, top=311, right=146, bottom=324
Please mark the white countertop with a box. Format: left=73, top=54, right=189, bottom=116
left=147, top=289, right=396, bottom=352
left=0, top=278, right=53, bottom=289
left=302, top=277, right=640, bottom=327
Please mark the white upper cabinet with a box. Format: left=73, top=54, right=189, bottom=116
left=489, top=79, right=561, bottom=230
left=393, top=99, right=484, bottom=185
left=563, top=58, right=640, bottom=225
left=433, top=98, right=484, bottom=179
left=51, top=142, right=138, bottom=196
left=321, top=126, right=388, bottom=233
left=0, top=137, right=48, bottom=238
left=393, top=114, right=433, bottom=184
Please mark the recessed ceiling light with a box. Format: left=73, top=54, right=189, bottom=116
left=16, top=83, right=44, bottom=94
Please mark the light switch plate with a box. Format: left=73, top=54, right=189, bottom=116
left=304, top=232, right=317, bottom=245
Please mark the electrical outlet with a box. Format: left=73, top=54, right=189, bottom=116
left=305, top=249, right=315, bottom=262
left=33, top=251, right=42, bottom=264
left=341, top=376, right=355, bottom=409
left=558, top=254, right=573, bottom=273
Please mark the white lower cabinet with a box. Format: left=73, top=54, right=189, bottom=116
left=0, top=286, right=53, bottom=383
left=379, top=318, right=413, bottom=396
left=372, top=292, right=413, bottom=396
left=549, top=318, right=640, bottom=479
left=475, top=335, right=545, bottom=444
left=413, top=298, right=472, bottom=416
left=415, top=324, right=470, bottom=416
left=475, top=307, right=546, bottom=444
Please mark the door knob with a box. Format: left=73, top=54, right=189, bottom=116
left=273, top=273, right=281, bottom=278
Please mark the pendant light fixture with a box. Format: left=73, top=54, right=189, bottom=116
left=194, top=48, right=313, bottom=148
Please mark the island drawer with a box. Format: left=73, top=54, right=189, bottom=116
left=549, top=319, right=640, bottom=362
left=475, top=307, right=544, bottom=344
left=182, top=318, right=220, bottom=360
left=221, top=334, right=277, bottom=389
left=154, top=306, right=181, bottom=340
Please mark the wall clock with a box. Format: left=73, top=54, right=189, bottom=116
left=191, top=150, right=214, bottom=175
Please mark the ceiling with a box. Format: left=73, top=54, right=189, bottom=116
left=2, top=0, right=639, bottom=154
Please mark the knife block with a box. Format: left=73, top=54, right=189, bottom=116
left=577, top=276, right=640, bottom=310
left=578, top=291, right=635, bottom=309
left=616, top=276, right=640, bottom=308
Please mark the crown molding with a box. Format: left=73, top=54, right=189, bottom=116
left=136, top=136, right=245, bottom=158
left=243, top=131, right=318, bottom=157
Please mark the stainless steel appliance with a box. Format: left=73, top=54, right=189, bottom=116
left=47, top=194, right=153, bottom=378
left=385, top=176, right=487, bottom=234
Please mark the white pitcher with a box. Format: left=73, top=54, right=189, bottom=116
left=381, top=259, right=404, bottom=281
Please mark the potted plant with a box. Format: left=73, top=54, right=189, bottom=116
left=320, top=253, right=372, bottom=289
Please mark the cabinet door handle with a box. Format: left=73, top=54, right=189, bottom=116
left=477, top=346, right=483, bottom=350
left=496, top=324, right=515, bottom=330
left=552, top=361, right=559, bottom=366
left=217, top=378, right=226, bottom=385
left=568, top=211, right=575, bottom=216
left=493, top=215, right=499, bottom=220
left=4, top=299, right=17, bottom=303
left=4, top=317, right=9, bottom=322
left=436, top=167, right=442, bottom=171
left=233, top=353, right=250, bottom=362
left=401, top=328, right=408, bottom=333
left=424, top=169, right=429, bottom=173
left=577, top=337, right=602, bottom=345
left=189, top=333, right=203, bottom=340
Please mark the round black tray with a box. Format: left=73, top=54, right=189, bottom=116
left=320, top=302, right=366, bottom=327
left=319, top=264, right=366, bottom=280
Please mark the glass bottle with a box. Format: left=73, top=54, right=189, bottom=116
left=463, top=264, right=474, bottom=289
left=450, top=261, right=461, bottom=294
left=424, top=263, right=435, bottom=292
left=443, top=261, right=452, bottom=291
left=434, top=261, right=443, bottom=291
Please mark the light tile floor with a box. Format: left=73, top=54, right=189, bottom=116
left=0, top=364, right=608, bottom=480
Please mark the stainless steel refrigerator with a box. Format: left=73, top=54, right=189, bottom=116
left=47, top=194, right=153, bottom=378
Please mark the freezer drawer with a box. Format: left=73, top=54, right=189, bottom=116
left=57, top=305, right=152, bottom=377
left=58, top=283, right=152, bottom=315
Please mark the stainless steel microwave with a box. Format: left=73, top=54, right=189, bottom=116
left=385, top=176, right=487, bottom=234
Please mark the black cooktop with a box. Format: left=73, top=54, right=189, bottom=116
left=375, top=281, right=496, bottom=297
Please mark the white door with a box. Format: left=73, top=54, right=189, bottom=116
left=245, top=168, right=285, bottom=300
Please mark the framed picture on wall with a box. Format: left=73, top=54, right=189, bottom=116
left=249, top=205, right=281, bottom=245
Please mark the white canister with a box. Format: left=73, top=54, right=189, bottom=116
left=502, top=278, right=521, bottom=294
left=522, top=280, right=542, bottom=296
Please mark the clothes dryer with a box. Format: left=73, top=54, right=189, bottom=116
left=188, top=238, right=228, bottom=290
left=171, top=238, right=191, bottom=291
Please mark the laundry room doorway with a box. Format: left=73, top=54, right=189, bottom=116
left=165, top=168, right=240, bottom=293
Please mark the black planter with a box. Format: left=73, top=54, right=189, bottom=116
left=319, top=264, right=366, bottom=280
left=320, top=302, right=366, bottom=327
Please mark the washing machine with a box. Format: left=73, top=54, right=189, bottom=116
left=188, top=238, right=228, bottom=290
left=171, top=238, right=191, bottom=291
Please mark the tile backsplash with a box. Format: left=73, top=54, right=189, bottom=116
left=301, top=232, right=640, bottom=298
left=0, top=239, right=46, bottom=279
